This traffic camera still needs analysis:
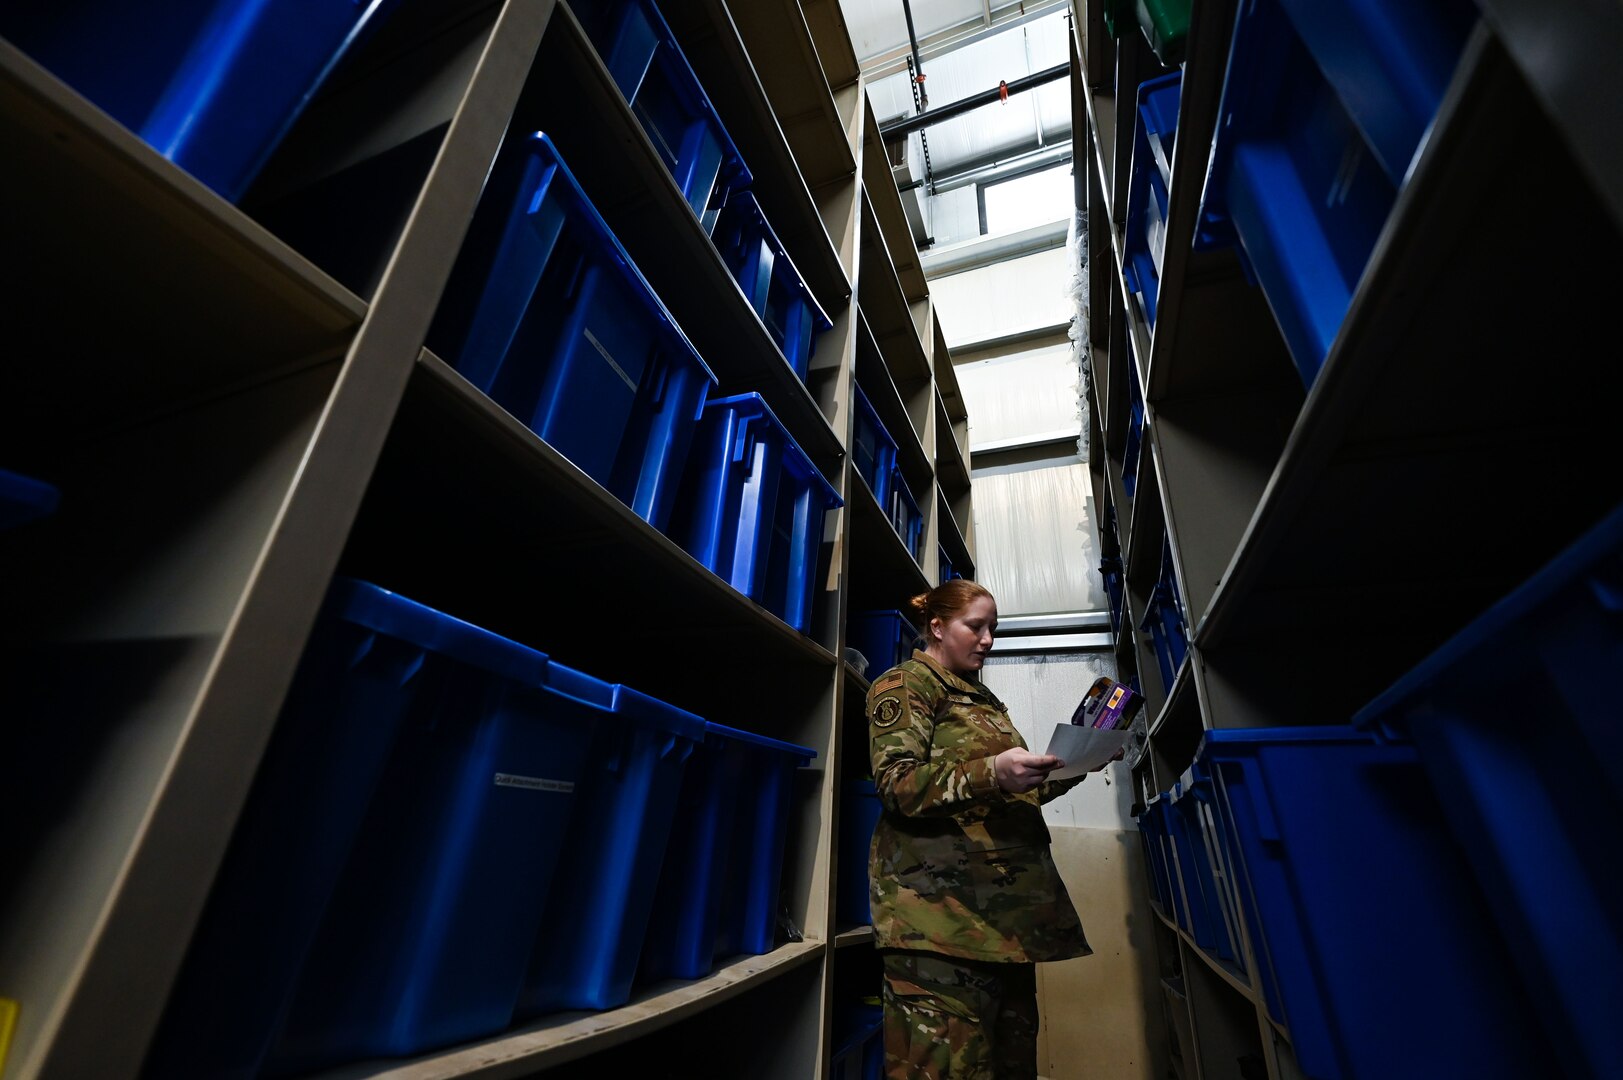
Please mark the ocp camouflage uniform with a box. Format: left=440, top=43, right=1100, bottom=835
left=866, top=650, right=1091, bottom=1079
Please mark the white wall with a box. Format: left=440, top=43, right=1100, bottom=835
left=929, top=246, right=1074, bottom=347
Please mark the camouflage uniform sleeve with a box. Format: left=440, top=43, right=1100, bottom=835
left=1035, top=773, right=1088, bottom=803
left=867, top=667, right=1002, bottom=816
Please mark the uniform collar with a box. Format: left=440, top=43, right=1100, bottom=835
left=911, top=649, right=988, bottom=697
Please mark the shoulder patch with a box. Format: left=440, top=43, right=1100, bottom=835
left=871, top=671, right=905, bottom=694
left=873, top=696, right=903, bottom=727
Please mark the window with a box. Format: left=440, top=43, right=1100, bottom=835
left=978, top=163, right=1072, bottom=235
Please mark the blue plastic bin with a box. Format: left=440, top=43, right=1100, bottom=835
left=263, top=639, right=613, bottom=1072
left=572, top=0, right=751, bottom=234
left=1099, top=555, right=1125, bottom=633
left=1196, top=0, right=1475, bottom=385
left=714, top=192, right=832, bottom=380
left=1134, top=794, right=1177, bottom=920
left=0, top=469, right=60, bottom=531
left=0, top=0, right=397, bottom=201
left=430, top=132, right=717, bottom=531
left=831, top=1003, right=884, bottom=1080
left=1167, top=764, right=1238, bottom=963
left=1202, top=727, right=1552, bottom=1079
left=147, top=579, right=544, bottom=1080
left=938, top=545, right=960, bottom=584
left=640, top=722, right=815, bottom=981
left=671, top=392, right=843, bottom=633
left=836, top=780, right=882, bottom=926
left=1140, top=535, right=1188, bottom=693
left=888, top=467, right=924, bottom=561
left=1123, top=72, right=1182, bottom=329
left=850, top=610, right=917, bottom=681
left=517, top=685, right=706, bottom=1014
left=851, top=385, right=898, bottom=509
left=1121, top=364, right=1145, bottom=500
left=1354, top=501, right=1623, bottom=1078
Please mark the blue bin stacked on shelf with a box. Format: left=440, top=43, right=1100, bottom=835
left=1195, top=0, right=1476, bottom=385
left=0, top=468, right=60, bottom=531
left=1099, top=554, right=1125, bottom=633
left=1140, top=534, right=1189, bottom=693
left=1354, top=500, right=1623, bottom=1078
left=1121, top=359, right=1145, bottom=500
left=430, top=132, right=717, bottom=533
left=573, top=0, right=750, bottom=234
left=670, top=392, right=843, bottom=634
left=147, top=579, right=639, bottom=1077
left=1134, top=791, right=1178, bottom=921
left=851, top=385, right=898, bottom=509
left=1198, top=726, right=1554, bottom=1079
left=850, top=609, right=917, bottom=681
left=837, top=779, right=883, bottom=927
left=0, top=0, right=399, bottom=202
left=831, top=1002, right=884, bottom=1080
left=888, top=467, right=924, bottom=561
left=1165, top=763, right=1240, bottom=963
left=516, top=676, right=707, bottom=1016
left=639, top=722, right=816, bottom=982
left=938, top=545, right=961, bottom=584
left=714, top=192, right=833, bottom=382
left=1123, top=71, right=1182, bottom=329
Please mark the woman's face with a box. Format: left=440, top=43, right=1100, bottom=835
left=929, top=594, right=998, bottom=675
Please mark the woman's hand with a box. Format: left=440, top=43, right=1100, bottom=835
left=994, top=748, right=1063, bottom=793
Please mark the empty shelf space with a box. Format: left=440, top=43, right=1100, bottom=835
left=858, top=190, right=931, bottom=387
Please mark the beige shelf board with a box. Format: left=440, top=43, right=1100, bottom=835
left=834, top=927, right=875, bottom=949
left=539, top=5, right=845, bottom=480
left=726, top=0, right=855, bottom=188
left=2, top=39, right=365, bottom=438
left=1198, top=29, right=1623, bottom=722
left=309, top=943, right=825, bottom=1080
left=402, top=354, right=842, bottom=674
left=846, top=467, right=930, bottom=604
left=855, top=308, right=930, bottom=465
left=935, top=489, right=974, bottom=579
left=1152, top=907, right=1259, bottom=1018
left=932, top=391, right=971, bottom=495
left=800, top=0, right=862, bottom=90
left=857, top=189, right=932, bottom=387
left=860, top=115, right=928, bottom=302
left=659, top=0, right=850, bottom=311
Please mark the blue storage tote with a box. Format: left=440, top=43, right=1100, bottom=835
left=836, top=780, right=882, bottom=926
left=1140, top=535, right=1188, bottom=693
left=0, top=469, right=60, bottom=531
left=714, top=192, right=833, bottom=381
left=1354, top=500, right=1623, bottom=1077
left=831, top=1003, right=884, bottom=1080
left=1133, top=793, right=1177, bottom=920
left=517, top=684, right=706, bottom=1014
left=1099, top=554, right=1125, bottom=633
left=887, top=467, right=924, bottom=561
left=146, top=578, right=539, bottom=1080
left=429, top=132, right=717, bottom=532
left=671, top=392, right=843, bottom=633
left=850, top=610, right=917, bottom=680
left=263, top=636, right=610, bottom=1071
left=1122, top=72, right=1182, bottom=329
left=0, top=0, right=397, bottom=201
left=1167, top=764, right=1238, bottom=963
left=640, top=722, right=816, bottom=981
left=1121, top=362, right=1145, bottom=499
left=938, top=545, right=961, bottom=584
left=1196, top=0, right=1475, bottom=385
left=573, top=0, right=751, bottom=234
left=851, top=384, right=898, bottom=509
left=1202, top=727, right=1553, bottom=1079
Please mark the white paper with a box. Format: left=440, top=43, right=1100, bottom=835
left=1043, top=725, right=1131, bottom=780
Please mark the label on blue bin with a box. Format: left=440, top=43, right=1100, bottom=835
left=494, top=773, right=575, bottom=793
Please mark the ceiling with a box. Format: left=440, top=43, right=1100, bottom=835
left=838, top=0, right=1074, bottom=185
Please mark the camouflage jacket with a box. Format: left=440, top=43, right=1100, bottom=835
left=866, top=650, right=1092, bottom=963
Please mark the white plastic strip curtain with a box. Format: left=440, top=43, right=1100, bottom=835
left=973, top=462, right=1107, bottom=614
left=956, top=342, right=1081, bottom=450
left=1068, top=204, right=1091, bottom=461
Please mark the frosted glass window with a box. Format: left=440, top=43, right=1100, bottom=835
left=956, top=343, right=1080, bottom=451
left=972, top=463, right=1105, bottom=615
left=981, top=165, right=1072, bottom=235
left=930, top=247, right=1073, bottom=347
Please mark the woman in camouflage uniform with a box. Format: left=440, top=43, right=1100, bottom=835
left=866, top=579, right=1094, bottom=1079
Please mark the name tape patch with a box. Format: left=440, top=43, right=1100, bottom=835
left=494, top=773, right=575, bottom=793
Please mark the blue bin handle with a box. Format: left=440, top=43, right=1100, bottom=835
left=1224, top=757, right=1281, bottom=845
